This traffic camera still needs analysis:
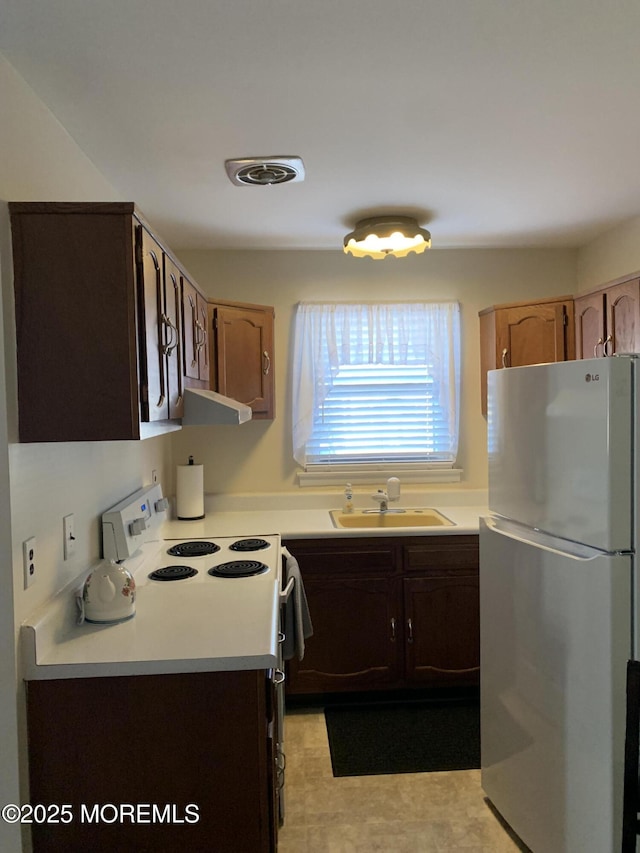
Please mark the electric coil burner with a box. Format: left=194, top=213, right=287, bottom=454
left=208, top=560, right=269, bottom=578
left=230, top=538, right=271, bottom=552
left=149, top=565, right=198, bottom=581
left=167, top=541, right=220, bottom=558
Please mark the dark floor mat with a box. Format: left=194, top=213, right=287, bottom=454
left=324, top=699, right=480, bottom=777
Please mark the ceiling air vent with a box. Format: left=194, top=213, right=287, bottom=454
left=224, top=156, right=305, bottom=186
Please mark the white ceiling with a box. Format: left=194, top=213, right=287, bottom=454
left=2, top=0, right=640, bottom=251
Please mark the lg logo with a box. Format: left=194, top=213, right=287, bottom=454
left=585, top=373, right=600, bottom=382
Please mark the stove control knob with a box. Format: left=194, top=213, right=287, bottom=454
left=129, top=517, right=147, bottom=536
left=154, top=497, right=169, bottom=513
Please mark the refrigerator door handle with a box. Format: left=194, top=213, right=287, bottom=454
left=483, top=515, right=608, bottom=561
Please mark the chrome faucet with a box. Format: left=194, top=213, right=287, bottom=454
left=371, top=490, right=390, bottom=512
left=367, top=477, right=403, bottom=513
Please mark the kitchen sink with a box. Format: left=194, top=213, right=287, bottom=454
left=329, top=508, right=455, bottom=529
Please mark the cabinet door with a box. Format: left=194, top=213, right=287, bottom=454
left=496, top=301, right=574, bottom=369
left=27, top=671, right=273, bottom=853
left=574, top=292, right=605, bottom=359
left=403, top=575, right=480, bottom=686
left=214, top=305, right=275, bottom=418
left=164, top=257, right=184, bottom=418
left=182, top=276, right=200, bottom=380
left=182, top=276, right=209, bottom=382
left=607, top=279, right=640, bottom=355
left=480, top=298, right=574, bottom=416
left=138, top=227, right=167, bottom=421
left=9, top=204, right=140, bottom=441
left=286, top=577, right=403, bottom=693
left=197, top=293, right=210, bottom=380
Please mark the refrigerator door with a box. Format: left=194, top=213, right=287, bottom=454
left=488, top=356, right=634, bottom=552
left=480, top=516, right=631, bottom=853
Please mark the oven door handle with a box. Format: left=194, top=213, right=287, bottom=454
left=279, top=576, right=294, bottom=604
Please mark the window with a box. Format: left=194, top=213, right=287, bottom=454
left=292, top=302, right=461, bottom=470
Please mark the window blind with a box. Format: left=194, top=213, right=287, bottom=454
left=305, top=364, right=454, bottom=463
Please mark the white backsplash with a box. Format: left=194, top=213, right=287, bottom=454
left=202, top=487, right=488, bottom=514
left=10, top=436, right=172, bottom=627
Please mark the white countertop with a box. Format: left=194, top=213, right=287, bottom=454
left=161, top=503, right=486, bottom=540
left=21, top=492, right=487, bottom=682
left=21, top=538, right=283, bottom=681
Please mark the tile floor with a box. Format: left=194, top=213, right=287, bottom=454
left=277, top=706, right=530, bottom=853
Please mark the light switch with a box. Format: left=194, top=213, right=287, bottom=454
left=63, top=514, right=76, bottom=560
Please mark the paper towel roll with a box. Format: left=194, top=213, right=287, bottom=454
left=176, top=457, right=205, bottom=520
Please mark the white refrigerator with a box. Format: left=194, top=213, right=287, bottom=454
left=480, top=355, right=639, bottom=853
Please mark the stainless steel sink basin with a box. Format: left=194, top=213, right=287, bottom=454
left=329, top=508, right=455, bottom=529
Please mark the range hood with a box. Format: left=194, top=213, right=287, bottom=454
left=182, top=388, right=252, bottom=425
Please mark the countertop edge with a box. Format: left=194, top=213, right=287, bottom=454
left=22, top=652, right=280, bottom=681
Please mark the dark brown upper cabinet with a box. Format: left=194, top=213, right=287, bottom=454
left=9, top=202, right=202, bottom=441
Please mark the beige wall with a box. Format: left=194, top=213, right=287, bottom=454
left=174, top=247, right=577, bottom=496
left=576, top=214, right=640, bottom=292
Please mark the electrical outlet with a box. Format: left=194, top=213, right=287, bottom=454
left=63, top=514, right=76, bottom=560
left=23, top=537, right=36, bottom=588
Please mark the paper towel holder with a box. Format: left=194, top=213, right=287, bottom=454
left=176, top=455, right=205, bottom=520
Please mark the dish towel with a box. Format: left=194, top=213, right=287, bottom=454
left=281, top=546, right=314, bottom=661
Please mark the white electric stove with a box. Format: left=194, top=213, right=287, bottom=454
left=102, top=483, right=282, bottom=584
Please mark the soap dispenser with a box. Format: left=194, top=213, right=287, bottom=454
left=343, top=483, right=354, bottom=513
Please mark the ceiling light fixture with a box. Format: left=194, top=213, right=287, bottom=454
left=343, top=216, right=431, bottom=259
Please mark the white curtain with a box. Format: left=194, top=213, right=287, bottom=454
left=291, top=301, right=461, bottom=466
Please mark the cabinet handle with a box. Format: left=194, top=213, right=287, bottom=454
left=199, top=308, right=209, bottom=368
left=263, top=350, right=271, bottom=375
left=194, top=320, right=205, bottom=352
left=390, top=617, right=396, bottom=640
left=407, top=618, right=414, bottom=644
left=603, top=334, right=613, bottom=357
left=160, top=313, right=172, bottom=355
left=202, top=326, right=208, bottom=366
left=593, top=337, right=604, bottom=358
left=189, top=296, right=198, bottom=366
left=501, top=348, right=509, bottom=368
left=191, top=317, right=200, bottom=365
left=162, top=314, right=178, bottom=356
left=167, top=316, right=179, bottom=356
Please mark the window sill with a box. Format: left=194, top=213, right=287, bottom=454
left=297, top=465, right=463, bottom=488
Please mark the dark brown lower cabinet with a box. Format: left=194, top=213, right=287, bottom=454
left=403, top=574, right=480, bottom=685
left=26, top=670, right=277, bottom=853
left=293, top=576, right=403, bottom=691
left=284, top=535, right=479, bottom=695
